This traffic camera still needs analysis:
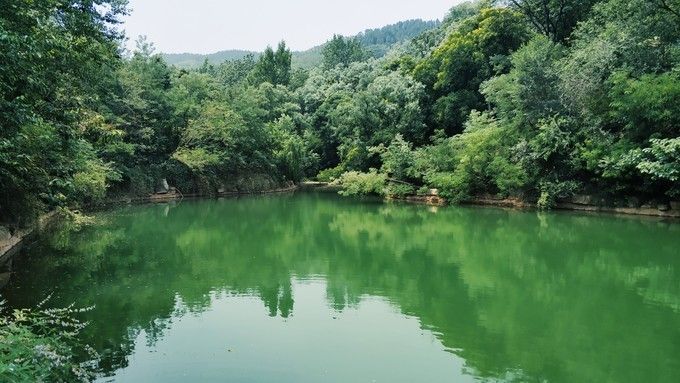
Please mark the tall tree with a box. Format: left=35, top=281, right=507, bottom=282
left=415, top=7, right=532, bottom=135
left=502, top=0, right=598, bottom=43
left=250, top=41, right=292, bottom=86
left=322, top=35, right=367, bottom=69
left=0, top=0, right=128, bottom=224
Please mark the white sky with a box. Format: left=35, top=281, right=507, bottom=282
left=122, top=0, right=462, bottom=54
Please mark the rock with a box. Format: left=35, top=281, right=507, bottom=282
left=658, top=203, right=671, bottom=212
left=155, top=178, right=170, bottom=194
left=670, top=201, right=680, bottom=211
left=0, top=272, right=10, bottom=290
left=429, top=189, right=439, bottom=196
left=0, top=226, right=11, bottom=242
left=626, top=196, right=641, bottom=208
left=570, top=195, right=595, bottom=205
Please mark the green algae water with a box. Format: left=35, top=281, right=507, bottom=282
left=2, top=192, right=680, bottom=382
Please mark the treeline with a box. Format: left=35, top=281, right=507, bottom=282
left=358, top=19, right=441, bottom=46
left=329, top=0, right=680, bottom=208
left=1, top=0, right=679, bottom=227
left=357, top=19, right=441, bottom=57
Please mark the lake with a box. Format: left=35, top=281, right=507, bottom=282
left=2, top=192, right=680, bottom=382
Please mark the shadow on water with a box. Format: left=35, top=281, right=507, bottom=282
left=2, top=192, right=680, bottom=382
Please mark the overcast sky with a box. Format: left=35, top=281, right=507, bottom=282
left=122, top=0, right=461, bottom=54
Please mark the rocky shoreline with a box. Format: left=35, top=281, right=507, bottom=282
left=302, top=182, right=680, bottom=218
left=460, top=194, right=680, bottom=218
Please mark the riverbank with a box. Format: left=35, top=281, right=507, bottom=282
left=4, top=183, right=678, bottom=264
left=303, top=182, right=680, bottom=219
left=460, top=194, right=680, bottom=219
left=106, top=183, right=300, bottom=205
left=1, top=211, right=60, bottom=288
left=0, top=212, right=59, bottom=265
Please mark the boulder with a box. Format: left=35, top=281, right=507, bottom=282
left=658, top=203, right=671, bottom=212
left=0, top=272, right=10, bottom=290
left=570, top=195, right=595, bottom=205
left=626, top=196, right=641, bottom=208
left=0, top=226, right=11, bottom=243
left=155, top=178, right=170, bottom=194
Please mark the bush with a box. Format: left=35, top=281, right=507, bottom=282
left=424, top=171, right=470, bottom=202
left=316, top=166, right=345, bottom=182
left=337, top=170, right=387, bottom=196
left=0, top=298, right=98, bottom=383
left=537, top=180, right=580, bottom=209
left=418, top=112, right=528, bottom=202
left=385, top=183, right=416, bottom=198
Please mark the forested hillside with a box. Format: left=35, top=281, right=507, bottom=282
left=1, top=0, right=679, bottom=228
left=163, top=50, right=257, bottom=68
left=163, top=19, right=441, bottom=69
left=358, top=19, right=441, bottom=46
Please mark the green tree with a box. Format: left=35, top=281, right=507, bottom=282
left=415, top=7, right=532, bottom=135
left=501, top=0, right=598, bottom=43
left=481, top=35, right=565, bottom=126
left=322, top=35, right=368, bottom=69
left=250, top=41, right=292, bottom=86
left=0, top=0, right=128, bottom=224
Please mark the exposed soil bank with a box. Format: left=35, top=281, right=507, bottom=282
left=298, top=182, right=343, bottom=193
left=107, top=184, right=300, bottom=205
left=0, top=212, right=59, bottom=281
left=553, top=201, right=680, bottom=218
left=461, top=195, right=680, bottom=218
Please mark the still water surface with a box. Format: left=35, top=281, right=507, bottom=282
left=3, top=192, right=680, bottom=382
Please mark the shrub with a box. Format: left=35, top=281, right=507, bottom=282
left=537, top=180, right=580, bottom=209
left=337, top=170, right=387, bottom=196
left=316, top=166, right=345, bottom=182
left=0, top=297, right=98, bottom=383
left=385, top=183, right=416, bottom=198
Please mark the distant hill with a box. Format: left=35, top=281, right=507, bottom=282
left=163, top=50, right=257, bottom=68
left=358, top=19, right=440, bottom=56
left=291, top=45, right=324, bottom=69
left=163, top=18, right=440, bottom=69
left=358, top=19, right=440, bottom=45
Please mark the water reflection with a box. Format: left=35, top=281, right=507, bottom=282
left=3, top=192, right=680, bottom=382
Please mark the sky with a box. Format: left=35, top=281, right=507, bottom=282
left=122, top=0, right=461, bottom=54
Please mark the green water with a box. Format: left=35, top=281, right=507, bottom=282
left=2, top=192, right=680, bottom=382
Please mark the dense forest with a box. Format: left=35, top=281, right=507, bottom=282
left=2, top=0, right=680, bottom=228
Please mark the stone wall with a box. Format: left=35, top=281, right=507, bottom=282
left=0, top=211, right=58, bottom=265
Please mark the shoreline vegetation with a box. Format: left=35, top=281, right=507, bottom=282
left=1, top=0, right=679, bottom=237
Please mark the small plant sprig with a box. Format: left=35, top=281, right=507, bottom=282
left=0, top=295, right=99, bottom=383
